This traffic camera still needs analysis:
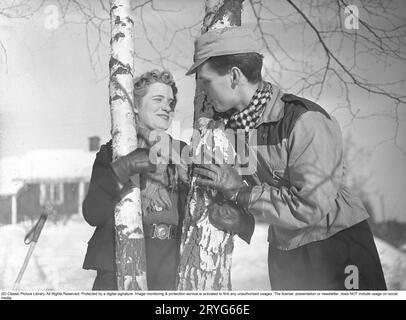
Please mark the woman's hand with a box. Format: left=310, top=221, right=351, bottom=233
left=111, top=148, right=156, bottom=184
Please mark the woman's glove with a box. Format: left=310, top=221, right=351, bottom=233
left=111, top=148, right=156, bottom=184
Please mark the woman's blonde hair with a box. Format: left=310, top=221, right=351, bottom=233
left=133, top=69, right=178, bottom=110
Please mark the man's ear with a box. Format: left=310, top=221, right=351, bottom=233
left=230, top=67, right=242, bottom=89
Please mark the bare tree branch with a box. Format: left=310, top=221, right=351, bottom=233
left=0, top=40, right=8, bottom=74
left=2, top=0, right=404, bottom=153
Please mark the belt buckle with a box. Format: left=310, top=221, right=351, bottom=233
left=152, top=224, right=170, bottom=240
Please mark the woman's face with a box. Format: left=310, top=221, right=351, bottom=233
left=138, top=82, right=175, bottom=131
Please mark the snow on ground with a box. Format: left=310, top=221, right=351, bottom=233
left=0, top=215, right=95, bottom=291
left=232, top=225, right=269, bottom=290
left=233, top=224, right=406, bottom=290
left=0, top=218, right=405, bottom=291
left=374, top=238, right=406, bottom=290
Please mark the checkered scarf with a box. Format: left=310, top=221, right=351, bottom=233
left=226, top=81, right=273, bottom=132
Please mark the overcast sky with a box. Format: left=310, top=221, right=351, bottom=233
left=0, top=0, right=405, bottom=222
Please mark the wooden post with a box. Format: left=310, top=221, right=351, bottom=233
left=78, top=181, right=85, bottom=215
left=11, top=194, right=17, bottom=224
left=177, top=0, right=244, bottom=291
left=109, top=0, right=147, bottom=290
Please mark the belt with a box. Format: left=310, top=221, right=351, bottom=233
left=143, top=223, right=178, bottom=240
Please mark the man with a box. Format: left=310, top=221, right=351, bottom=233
left=186, top=26, right=387, bottom=290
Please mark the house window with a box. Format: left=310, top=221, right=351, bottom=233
left=40, top=183, right=64, bottom=206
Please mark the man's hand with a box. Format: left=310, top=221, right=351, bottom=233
left=207, top=201, right=255, bottom=243
left=208, top=201, right=242, bottom=233
left=194, top=164, right=243, bottom=200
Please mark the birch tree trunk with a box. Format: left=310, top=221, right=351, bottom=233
left=193, top=0, right=243, bottom=122
left=109, top=0, right=147, bottom=291
left=177, top=0, right=243, bottom=291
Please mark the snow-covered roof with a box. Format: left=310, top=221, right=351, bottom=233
left=0, top=149, right=96, bottom=195
left=0, top=180, right=24, bottom=196
left=0, top=156, right=24, bottom=196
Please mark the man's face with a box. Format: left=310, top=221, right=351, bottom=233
left=197, top=62, right=236, bottom=113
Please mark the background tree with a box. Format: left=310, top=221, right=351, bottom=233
left=248, top=0, right=405, bottom=152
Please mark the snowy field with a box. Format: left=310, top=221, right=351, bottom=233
left=0, top=216, right=405, bottom=291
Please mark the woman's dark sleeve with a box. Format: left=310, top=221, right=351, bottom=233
left=82, top=141, right=121, bottom=227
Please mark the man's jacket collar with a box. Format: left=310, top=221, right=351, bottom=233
left=256, top=82, right=285, bottom=126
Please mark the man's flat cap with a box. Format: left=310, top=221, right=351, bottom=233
left=186, top=26, right=260, bottom=75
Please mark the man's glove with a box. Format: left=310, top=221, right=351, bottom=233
left=208, top=201, right=255, bottom=244
left=111, top=148, right=157, bottom=184
left=194, top=164, right=243, bottom=200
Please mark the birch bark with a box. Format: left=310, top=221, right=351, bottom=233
left=177, top=0, right=244, bottom=291
left=109, top=0, right=147, bottom=291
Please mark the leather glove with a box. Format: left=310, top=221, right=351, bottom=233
left=194, top=164, right=243, bottom=200
left=208, top=201, right=255, bottom=244
left=111, top=148, right=156, bottom=184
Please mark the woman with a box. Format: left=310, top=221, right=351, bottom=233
left=82, top=70, right=188, bottom=290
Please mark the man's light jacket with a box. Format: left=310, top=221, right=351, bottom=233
left=236, top=83, right=369, bottom=250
